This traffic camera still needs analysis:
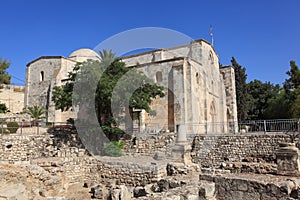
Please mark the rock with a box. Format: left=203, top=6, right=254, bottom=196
left=90, top=184, right=106, bottom=199
left=110, top=188, right=121, bottom=200
left=157, top=179, right=169, bottom=192
left=133, top=186, right=147, bottom=197
left=0, top=183, right=27, bottom=200
left=153, top=151, right=166, bottom=160
left=151, top=184, right=161, bottom=193
left=169, top=180, right=181, bottom=189
left=39, top=189, right=47, bottom=197
left=144, top=184, right=153, bottom=195
left=199, top=181, right=215, bottom=200
left=119, top=185, right=132, bottom=200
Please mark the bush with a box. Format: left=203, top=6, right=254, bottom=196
left=0, top=103, right=8, bottom=113
left=103, top=141, right=124, bottom=157
left=101, top=125, right=125, bottom=141
left=7, top=122, right=19, bottom=133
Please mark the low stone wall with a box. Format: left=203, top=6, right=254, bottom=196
left=0, top=130, right=296, bottom=188
left=199, top=173, right=300, bottom=200
left=95, top=156, right=167, bottom=186
left=191, top=133, right=291, bottom=167
left=0, top=134, right=50, bottom=164
left=0, top=133, right=168, bottom=187
left=123, top=133, right=176, bottom=155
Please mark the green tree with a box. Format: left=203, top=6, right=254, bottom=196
left=264, top=89, right=291, bottom=119
left=231, top=57, right=248, bottom=121
left=247, top=80, right=280, bottom=119
left=0, top=57, right=11, bottom=84
left=290, top=87, right=300, bottom=118
left=0, top=103, right=8, bottom=113
left=283, top=60, right=300, bottom=117
left=284, top=60, right=300, bottom=93
left=26, top=105, right=47, bottom=126
left=52, top=50, right=164, bottom=140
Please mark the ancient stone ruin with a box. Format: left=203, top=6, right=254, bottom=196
left=0, top=125, right=299, bottom=199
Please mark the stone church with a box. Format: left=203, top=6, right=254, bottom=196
left=24, top=39, right=238, bottom=134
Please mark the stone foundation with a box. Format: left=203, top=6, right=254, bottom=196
left=191, top=133, right=292, bottom=167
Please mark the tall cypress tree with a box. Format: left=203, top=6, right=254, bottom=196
left=231, top=57, right=248, bottom=121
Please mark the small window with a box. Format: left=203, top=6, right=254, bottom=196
left=156, top=71, right=162, bottom=82
left=196, top=72, right=199, bottom=84
left=209, top=51, right=214, bottom=64
left=40, top=71, right=44, bottom=82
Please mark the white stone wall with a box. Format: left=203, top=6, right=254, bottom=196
left=0, top=84, right=25, bottom=113
left=25, top=57, right=76, bottom=122
left=24, top=41, right=237, bottom=134
left=122, top=39, right=236, bottom=134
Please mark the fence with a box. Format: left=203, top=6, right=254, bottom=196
left=0, top=118, right=299, bottom=135
left=0, top=121, right=73, bottom=135
left=239, top=119, right=299, bottom=134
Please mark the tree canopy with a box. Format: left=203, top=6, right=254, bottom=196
left=52, top=50, right=164, bottom=140
left=247, top=80, right=280, bottom=119
left=245, top=60, right=300, bottom=120
left=231, top=57, right=248, bottom=121
left=0, top=57, right=11, bottom=84
left=283, top=60, right=300, bottom=118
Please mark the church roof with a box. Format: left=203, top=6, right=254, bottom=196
left=69, top=48, right=99, bottom=60
left=26, top=56, right=75, bottom=67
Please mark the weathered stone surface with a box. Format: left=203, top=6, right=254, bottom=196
left=200, top=173, right=300, bottom=200
left=191, top=133, right=291, bottom=167
left=133, top=187, right=147, bottom=197
left=276, top=143, right=300, bottom=175
left=199, top=181, right=215, bottom=200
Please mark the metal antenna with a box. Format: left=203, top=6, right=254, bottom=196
left=210, top=24, right=214, bottom=46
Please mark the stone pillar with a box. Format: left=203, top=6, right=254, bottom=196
left=176, top=124, right=187, bottom=145
left=172, top=124, right=192, bottom=164
left=276, top=143, right=300, bottom=176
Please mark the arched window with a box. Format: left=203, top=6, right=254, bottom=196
left=40, top=71, right=44, bottom=82
left=209, top=51, right=214, bottom=64
left=156, top=71, right=162, bottom=83
left=196, top=72, right=199, bottom=84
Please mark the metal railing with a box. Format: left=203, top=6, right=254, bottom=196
left=0, top=118, right=299, bottom=136
left=239, top=119, right=299, bottom=133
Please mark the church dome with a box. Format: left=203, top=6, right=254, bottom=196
left=69, top=48, right=100, bottom=62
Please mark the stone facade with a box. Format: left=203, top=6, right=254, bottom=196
left=0, top=84, right=25, bottom=113
left=24, top=49, right=99, bottom=122
left=25, top=39, right=237, bottom=134
left=122, top=39, right=238, bottom=134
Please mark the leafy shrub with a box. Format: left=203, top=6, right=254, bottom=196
left=101, top=125, right=125, bottom=141
left=0, top=103, right=8, bottom=113
left=7, top=122, right=19, bottom=133
left=103, top=141, right=124, bottom=157
left=46, top=122, right=53, bottom=127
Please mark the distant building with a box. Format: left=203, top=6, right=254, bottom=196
left=25, top=39, right=238, bottom=134
left=0, top=84, right=25, bottom=113
left=24, top=49, right=100, bottom=122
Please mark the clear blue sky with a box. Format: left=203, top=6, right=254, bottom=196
left=0, top=0, right=299, bottom=85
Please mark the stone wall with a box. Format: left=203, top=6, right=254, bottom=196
left=199, top=173, right=300, bottom=200
left=123, top=133, right=176, bottom=155
left=0, top=131, right=295, bottom=188
left=0, top=132, right=167, bottom=186
left=0, top=134, right=50, bottom=164
left=0, top=84, right=24, bottom=113
left=191, top=133, right=292, bottom=167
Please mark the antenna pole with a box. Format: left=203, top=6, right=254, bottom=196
left=210, top=24, right=214, bottom=46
